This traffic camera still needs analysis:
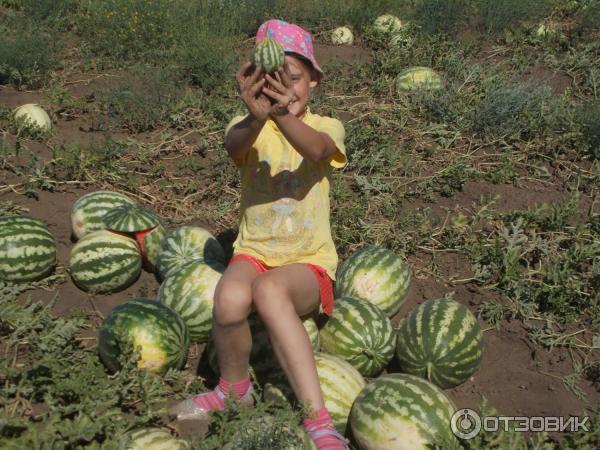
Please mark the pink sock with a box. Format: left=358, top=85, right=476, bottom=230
left=193, top=376, right=251, bottom=411
left=304, top=408, right=347, bottom=450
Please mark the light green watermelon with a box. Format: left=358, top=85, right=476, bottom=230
left=350, top=374, right=461, bottom=450
left=158, top=259, right=225, bottom=342
left=396, top=298, right=483, bottom=388
left=70, top=191, right=136, bottom=240
left=335, top=245, right=411, bottom=317
left=253, top=36, right=285, bottom=73
left=125, top=428, right=189, bottom=450
left=69, top=230, right=141, bottom=293
left=0, top=216, right=56, bottom=282
left=320, top=297, right=395, bottom=377
left=374, top=14, right=404, bottom=34
left=98, top=298, right=189, bottom=374
left=155, top=226, right=225, bottom=281
left=396, top=67, right=442, bottom=92
left=314, top=352, right=366, bottom=434
left=13, top=103, right=52, bottom=132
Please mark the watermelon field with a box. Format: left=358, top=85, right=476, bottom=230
left=1, top=0, right=599, bottom=448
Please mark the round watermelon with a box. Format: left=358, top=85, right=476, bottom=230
left=70, top=191, right=136, bottom=240
left=124, top=427, right=189, bottom=450
left=158, top=259, right=225, bottom=342
left=137, top=223, right=166, bottom=272
left=0, top=216, right=56, bottom=282
left=98, top=298, right=189, bottom=374
left=350, top=374, right=461, bottom=450
left=374, top=14, right=403, bottom=34
left=155, top=226, right=225, bottom=281
left=320, top=296, right=395, bottom=377
left=331, top=26, right=354, bottom=45
left=69, top=230, right=141, bottom=293
left=335, top=245, right=411, bottom=317
left=314, top=352, right=366, bottom=433
left=396, top=298, right=483, bottom=388
left=396, top=67, right=442, bottom=92
left=253, top=36, right=285, bottom=74
left=13, top=103, right=51, bottom=132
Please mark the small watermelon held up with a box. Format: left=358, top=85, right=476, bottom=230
left=252, top=36, right=285, bottom=74
left=98, top=298, right=190, bottom=375
left=0, top=216, right=56, bottom=282
left=396, top=298, right=484, bottom=388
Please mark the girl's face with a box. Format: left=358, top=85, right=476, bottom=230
left=285, top=55, right=318, bottom=117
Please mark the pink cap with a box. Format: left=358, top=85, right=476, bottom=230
left=256, top=19, right=323, bottom=75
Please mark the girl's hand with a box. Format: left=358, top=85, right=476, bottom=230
left=236, top=62, right=270, bottom=122
left=262, top=62, right=297, bottom=116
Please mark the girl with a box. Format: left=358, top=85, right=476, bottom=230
left=170, top=19, right=348, bottom=450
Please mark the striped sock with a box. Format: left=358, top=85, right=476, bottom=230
left=192, top=376, right=251, bottom=411
left=303, top=408, right=348, bottom=450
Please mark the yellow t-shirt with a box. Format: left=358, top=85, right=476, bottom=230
left=225, top=107, right=347, bottom=280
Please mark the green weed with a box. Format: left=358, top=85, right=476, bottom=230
left=479, top=0, right=557, bottom=34
left=413, top=0, right=475, bottom=35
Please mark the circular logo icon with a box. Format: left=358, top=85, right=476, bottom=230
left=451, top=408, right=481, bottom=439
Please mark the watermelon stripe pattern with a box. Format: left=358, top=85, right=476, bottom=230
left=0, top=216, right=56, bottom=282
left=103, top=203, right=161, bottom=233
left=69, top=230, right=141, bottom=293
left=126, top=428, right=190, bottom=450
left=140, top=223, right=166, bottom=270
left=70, top=191, right=135, bottom=240
left=396, top=67, right=442, bottom=92
left=350, top=374, right=461, bottom=450
left=396, top=298, right=483, bottom=388
left=335, top=245, right=411, bottom=317
left=158, top=259, right=225, bottom=342
left=253, top=37, right=285, bottom=73
left=156, top=226, right=225, bottom=281
left=320, top=297, right=396, bottom=377
left=99, top=298, right=189, bottom=375
left=314, top=352, right=366, bottom=433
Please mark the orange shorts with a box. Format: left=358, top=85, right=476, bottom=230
left=228, top=253, right=334, bottom=316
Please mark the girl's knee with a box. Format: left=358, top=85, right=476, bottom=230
left=252, top=277, right=294, bottom=323
left=213, top=280, right=252, bottom=327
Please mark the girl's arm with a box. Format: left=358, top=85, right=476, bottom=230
left=272, top=113, right=337, bottom=163
left=225, top=114, right=265, bottom=161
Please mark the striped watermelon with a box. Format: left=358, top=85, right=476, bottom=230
left=350, top=374, right=461, bottom=450
left=396, top=67, right=442, bottom=92
left=103, top=203, right=161, bottom=233
left=69, top=230, right=141, bottom=293
left=158, top=259, right=225, bottom=342
left=70, top=191, right=136, bottom=240
left=396, top=298, right=483, bottom=388
left=155, top=226, right=225, bottom=281
left=13, top=103, right=52, bottom=132
left=314, top=352, right=366, bottom=433
left=335, top=245, right=411, bottom=317
left=125, top=428, right=189, bottom=450
left=253, top=36, right=285, bottom=73
left=207, top=315, right=320, bottom=380
left=137, top=223, right=166, bottom=272
left=98, top=298, right=189, bottom=374
left=0, top=216, right=56, bottom=282
left=320, top=297, right=395, bottom=377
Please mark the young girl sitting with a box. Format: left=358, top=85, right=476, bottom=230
left=170, top=19, right=348, bottom=450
